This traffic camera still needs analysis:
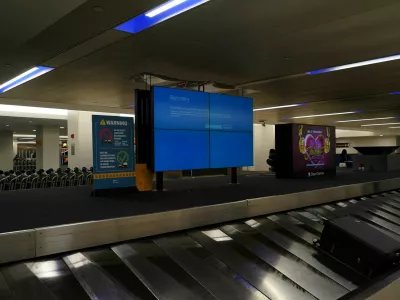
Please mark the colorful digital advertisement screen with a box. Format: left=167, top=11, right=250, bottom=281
left=293, top=124, right=336, bottom=176
left=275, top=123, right=336, bottom=178
left=152, top=87, right=254, bottom=172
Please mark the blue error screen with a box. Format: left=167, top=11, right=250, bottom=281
left=154, top=130, right=209, bottom=172
left=153, top=87, right=254, bottom=172
left=210, top=94, right=253, bottom=132
left=153, top=86, right=209, bottom=130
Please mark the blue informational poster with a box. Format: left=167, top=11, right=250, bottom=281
left=210, top=131, right=254, bottom=168
left=153, top=86, right=209, bottom=130
left=154, top=130, right=209, bottom=172
left=209, top=94, right=253, bottom=132
left=92, top=115, right=135, bottom=190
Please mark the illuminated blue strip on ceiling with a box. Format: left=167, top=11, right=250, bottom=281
left=0, top=66, right=54, bottom=94
left=115, top=0, right=210, bottom=34
left=306, top=53, right=400, bottom=75
left=390, top=92, right=400, bottom=95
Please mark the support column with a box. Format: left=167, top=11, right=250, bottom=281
left=36, top=126, right=60, bottom=170
left=0, top=131, right=14, bottom=171
left=68, top=111, right=94, bottom=169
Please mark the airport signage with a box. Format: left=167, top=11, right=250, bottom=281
left=92, top=115, right=135, bottom=190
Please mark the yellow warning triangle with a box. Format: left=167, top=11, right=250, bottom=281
left=100, top=119, right=106, bottom=125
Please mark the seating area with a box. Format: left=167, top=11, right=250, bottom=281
left=0, top=167, right=93, bottom=191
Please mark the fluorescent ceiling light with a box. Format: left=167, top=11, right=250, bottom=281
left=60, top=126, right=65, bottom=129
left=59, top=136, right=68, bottom=139
left=336, top=117, right=397, bottom=123
left=120, top=114, right=135, bottom=118
left=0, top=66, right=54, bottom=94
left=389, top=127, right=400, bottom=129
left=115, top=0, right=210, bottom=34
left=290, top=111, right=357, bottom=119
left=253, top=104, right=302, bottom=111
left=0, top=104, right=67, bottom=116
left=361, top=123, right=400, bottom=127
left=307, top=53, right=400, bottom=75
left=32, top=130, right=36, bottom=132
left=14, top=134, right=36, bottom=138
left=146, top=0, right=187, bottom=17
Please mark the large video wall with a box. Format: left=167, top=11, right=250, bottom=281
left=153, top=86, right=253, bottom=172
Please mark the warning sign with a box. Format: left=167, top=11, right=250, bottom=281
left=100, top=119, right=106, bottom=126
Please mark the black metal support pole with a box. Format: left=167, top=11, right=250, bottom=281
left=230, top=167, right=238, bottom=184
left=156, top=172, right=164, bottom=191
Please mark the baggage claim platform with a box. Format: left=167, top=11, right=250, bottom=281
left=1, top=173, right=400, bottom=300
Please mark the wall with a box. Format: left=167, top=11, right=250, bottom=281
left=336, top=136, right=398, bottom=154
left=247, top=124, right=275, bottom=171
left=0, top=131, right=14, bottom=170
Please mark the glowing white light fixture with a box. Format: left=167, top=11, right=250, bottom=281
left=60, top=127, right=65, bottom=129
left=13, top=134, right=36, bottom=138
left=336, top=117, right=397, bottom=123
left=0, top=104, right=67, bottom=116
left=289, top=111, right=357, bottom=119
left=0, top=66, right=54, bottom=94
left=253, top=104, right=302, bottom=111
left=361, top=123, right=400, bottom=127
left=32, top=129, right=36, bottom=132
left=120, top=114, right=135, bottom=118
left=307, top=54, right=400, bottom=75
left=146, top=0, right=187, bottom=17
left=115, top=0, right=210, bottom=34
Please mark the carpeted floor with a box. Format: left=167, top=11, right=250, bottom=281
left=0, top=169, right=399, bottom=233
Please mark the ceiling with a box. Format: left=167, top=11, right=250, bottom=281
left=1, top=0, right=400, bottom=133
left=0, top=117, right=67, bottom=136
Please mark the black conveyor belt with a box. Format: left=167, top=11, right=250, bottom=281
left=2, top=192, right=400, bottom=300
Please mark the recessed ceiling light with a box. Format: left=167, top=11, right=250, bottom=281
left=307, top=53, right=400, bottom=75
left=361, top=123, right=400, bottom=127
left=32, top=129, right=36, bottom=132
left=289, top=111, right=358, bottom=119
left=253, top=104, right=303, bottom=111
left=5, top=125, right=9, bottom=127
left=60, top=126, right=65, bottom=129
left=380, top=135, right=384, bottom=137
left=115, top=0, right=210, bottom=34
left=0, top=66, right=54, bottom=94
left=389, top=126, right=400, bottom=129
left=145, top=0, right=187, bottom=17
left=336, top=117, right=397, bottom=123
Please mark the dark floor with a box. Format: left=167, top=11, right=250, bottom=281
left=0, top=169, right=400, bottom=233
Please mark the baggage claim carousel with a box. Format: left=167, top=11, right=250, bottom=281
left=2, top=189, right=400, bottom=300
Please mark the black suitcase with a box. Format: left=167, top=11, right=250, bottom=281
left=318, top=216, right=400, bottom=278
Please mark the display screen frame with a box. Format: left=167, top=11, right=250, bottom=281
left=151, top=86, right=254, bottom=172
left=276, top=123, right=336, bottom=178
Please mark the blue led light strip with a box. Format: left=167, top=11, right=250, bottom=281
left=115, top=0, right=210, bottom=34
left=0, top=66, right=54, bottom=94
left=307, top=54, right=400, bottom=75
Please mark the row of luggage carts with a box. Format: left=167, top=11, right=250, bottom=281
left=0, top=167, right=93, bottom=191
